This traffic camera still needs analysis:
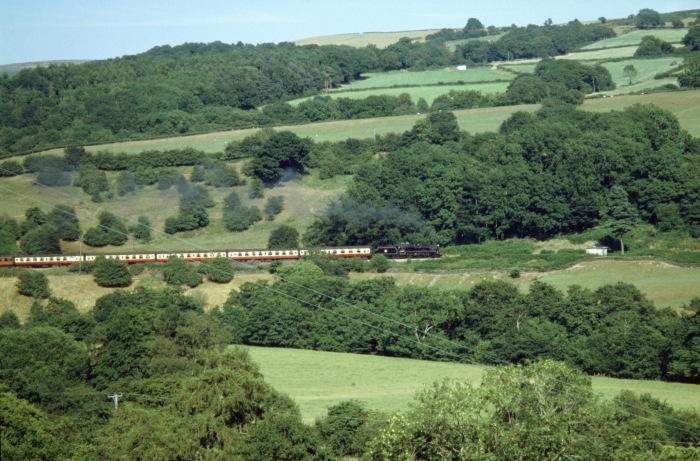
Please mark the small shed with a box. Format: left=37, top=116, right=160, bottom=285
left=456, top=65, right=467, bottom=71
left=586, top=245, right=609, bottom=256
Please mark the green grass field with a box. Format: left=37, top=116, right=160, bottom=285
left=303, top=82, right=510, bottom=105
left=293, top=30, right=440, bottom=49
left=245, top=346, right=700, bottom=422
left=342, top=68, right=513, bottom=90
left=602, top=57, right=682, bottom=94
left=581, top=28, right=689, bottom=50
left=354, top=259, right=700, bottom=310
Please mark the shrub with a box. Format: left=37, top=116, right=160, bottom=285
left=162, top=256, right=202, bottom=287
left=17, top=271, right=51, bottom=298
left=201, top=256, right=234, bottom=283
left=268, top=225, right=299, bottom=248
left=369, top=254, right=390, bottom=273
left=92, top=257, right=132, bottom=287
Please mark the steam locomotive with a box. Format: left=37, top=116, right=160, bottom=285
left=0, top=244, right=441, bottom=268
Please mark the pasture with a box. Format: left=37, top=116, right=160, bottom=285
left=342, top=68, right=513, bottom=90
left=602, top=57, right=682, bottom=94
left=310, top=82, right=510, bottom=105
left=245, top=346, right=700, bottom=423
left=580, top=28, right=689, bottom=50
left=43, top=89, right=700, bottom=155
left=359, top=259, right=700, bottom=310
left=293, top=30, right=440, bottom=49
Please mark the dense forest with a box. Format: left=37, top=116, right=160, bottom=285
left=304, top=103, right=700, bottom=245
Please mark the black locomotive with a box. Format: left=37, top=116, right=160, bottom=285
left=372, top=244, right=442, bottom=259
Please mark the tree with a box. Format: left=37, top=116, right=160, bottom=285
left=264, top=196, right=285, bottom=221
left=47, top=205, right=81, bottom=241
left=268, top=225, right=300, bottom=248
left=92, top=257, right=132, bottom=287
left=316, top=400, right=374, bottom=457
left=201, top=256, right=234, bottom=283
left=20, top=207, right=48, bottom=235
left=607, top=186, right=638, bottom=254
left=368, top=254, right=389, bottom=273
left=682, top=27, right=700, bottom=51
left=636, top=8, right=662, bottom=29
left=20, top=226, right=61, bottom=255
left=17, top=271, right=51, bottom=298
left=366, top=361, right=613, bottom=461
left=131, top=215, right=152, bottom=242
left=83, top=211, right=128, bottom=247
left=162, top=256, right=202, bottom=288
left=251, top=130, right=311, bottom=184
left=635, top=35, right=674, bottom=56
left=623, top=64, right=638, bottom=85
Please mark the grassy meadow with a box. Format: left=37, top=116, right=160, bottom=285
left=293, top=30, right=440, bottom=48
left=342, top=68, right=514, bottom=89
left=581, top=28, right=689, bottom=50
left=245, top=346, right=700, bottom=423
left=354, top=259, right=700, bottom=310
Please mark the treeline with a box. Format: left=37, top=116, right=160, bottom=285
left=306, top=104, right=700, bottom=246
left=0, top=18, right=620, bottom=156
left=220, top=259, right=700, bottom=383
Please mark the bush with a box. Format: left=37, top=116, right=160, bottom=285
left=369, top=254, right=390, bottom=273
left=268, top=225, right=299, bottom=248
left=201, top=256, right=234, bottom=283
left=92, top=257, right=132, bottom=287
left=162, top=256, right=202, bottom=287
left=264, top=196, right=285, bottom=221
left=17, top=271, right=51, bottom=298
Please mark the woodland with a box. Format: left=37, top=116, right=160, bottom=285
left=2, top=8, right=700, bottom=461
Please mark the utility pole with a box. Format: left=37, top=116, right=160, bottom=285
left=107, top=393, right=123, bottom=412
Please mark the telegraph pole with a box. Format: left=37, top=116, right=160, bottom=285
left=107, top=394, right=123, bottom=412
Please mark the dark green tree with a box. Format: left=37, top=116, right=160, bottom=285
left=0, top=311, right=21, bottom=330
left=20, top=226, right=61, bottom=255
left=162, top=256, right=202, bottom=288
left=368, top=254, right=390, bottom=273
left=20, top=207, right=48, bottom=235
left=131, top=215, right=152, bottom=242
left=623, top=64, right=638, bottom=85
left=250, top=131, right=311, bottom=184
left=636, top=8, right=662, bottom=29
left=264, top=196, right=285, bottom=221
left=83, top=211, right=128, bottom=247
left=47, top=204, right=81, bottom=241
left=201, top=256, right=234, bottom=283
left=607, top=186, right=638, bottom=254
left=267, top=225, right=300, bottom=248
left=17, top=271, right=51, bottom=298
left=92, top=257, right=132, bottom=287
left=682, top=27, right=700, bottom=50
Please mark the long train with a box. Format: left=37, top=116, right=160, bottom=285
left=0, top=244, right=442, bottom=268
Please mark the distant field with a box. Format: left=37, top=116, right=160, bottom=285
left=557, top=46, right=638, bottom=61
left=602, top=57, right=682, bottom=95
left=0, top=270, right=272, bottom=323
left=581, top=90, right=700, bottom=137
left=304, top=82, right=510, bottom=105
left=33, top=90, right=700, bottom=159
left=246, top=346, right=700, bottom=422
left=581, top=28, right=688, bottom=50
left=293, top=30, right=440, bottom=49
left=354, top=259, right=700, bottom=309
left=343, top=68, right=513, bottom=90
